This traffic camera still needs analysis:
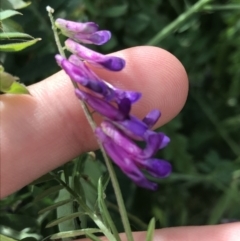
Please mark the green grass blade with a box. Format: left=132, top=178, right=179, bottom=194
left=145, top=218, right=156, bottom=241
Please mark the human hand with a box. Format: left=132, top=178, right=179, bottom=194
left=1, top=46, right=239, bottom=240
left=116, top=224, right=240, bottom=241
left=1, top=46, right=188, bottom=197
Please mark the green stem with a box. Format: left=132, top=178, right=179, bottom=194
left=203, top=4, right=240, bottom=11
left=46, top=6, right=66, bottom=58
left=47, top=6, right=133, bottom=241
left=147, top=0, right=212, bottom=45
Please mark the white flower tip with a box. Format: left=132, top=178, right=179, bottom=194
left=46, top=6, right=54, bottom=13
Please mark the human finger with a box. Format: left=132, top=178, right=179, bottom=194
left=0, top=46, right=188, bottom=197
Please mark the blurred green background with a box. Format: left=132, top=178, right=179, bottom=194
left=1, top=0, right=240, bottom=240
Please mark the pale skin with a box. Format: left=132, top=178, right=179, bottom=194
left=1, top=46, right=239, bottom=240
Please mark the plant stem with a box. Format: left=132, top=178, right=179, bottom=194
left=46, top=6, right=66, bottom=58
left=147, top=0, right=212, bottom=45
left=203, top=4, right=240, bottom=11
left=47, top=6, right=134, bottom=241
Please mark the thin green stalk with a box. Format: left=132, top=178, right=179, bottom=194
left=203, top=4, right=240, bottom=11
left=47, top=6, right=134, bottom=241
left=98, top=179, right=121, bottom=241
left=46, top=6, right=66, bottom=58
left=147, top=0, right=212, bottom=45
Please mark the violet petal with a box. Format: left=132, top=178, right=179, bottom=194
left=142, top=109, right=161, bottom=128
left=55, top=54, right=65, bottom=67
left=71, top=31, right=111, bottom=45
left=65, top=39, right=125, bottom=71
left=75, top=89, right=128, bottom=120
left=114, top=116, right=149, bottom=140
left=141, top=132, right=170, bottom=158
left=55, top=18, right=99, bottom=34
left=117, top=98, right=131, bottom=117
left=100, top=121, right=142, bottom=156
left=144, top=159, right=172, bottom=178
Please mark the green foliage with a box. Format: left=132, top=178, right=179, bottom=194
left=0, top=0, right=40, bottom=95
left=0, top=65, right=30, bottom=94
left=145, top=218, right=155, bottom=241
left=1, top=0, right=240, bottom=240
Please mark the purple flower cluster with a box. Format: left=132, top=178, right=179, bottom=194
left=55, top=19, right=172, bottom=190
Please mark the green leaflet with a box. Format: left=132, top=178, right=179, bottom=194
left=50, top=228, right=102, bottom=240
left=0, top=70, right=30, bottom=95
left=97, top=176, right=121, bottom=241
left=46, top=211, right=86, bottom=228
left=0, top=32, right=33, bottom=39
left=0, top=38, right=41, bottom=52
left=38, top=198, right=73, bottom=215
left=33, top=185, right=63, bottom=202
left=0, top=235, right=17, bottom=241
left=145, top=218, right=156, bottom=241
left=2, top=81, right=30, bottom=94
left=0, top=10, right=22, bottom=21
left=7, top=0, right=31, bottom=10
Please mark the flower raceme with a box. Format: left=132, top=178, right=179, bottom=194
left=55, top=19, right=172, bottom=190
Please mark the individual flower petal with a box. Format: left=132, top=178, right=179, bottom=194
left=114, top=115, right=149, bottom=140
left=65, top=39, right=125, bottom=71
left=142, top=109, right=161, bottom=128
left=70, top=31, right=111, bottom=45
left=117, top=98, right=131, bottom=117
left=114, top=112, right=169, bottom=142
left=144, top=159, right=172, bottom=178
left=75, top=89, right=129, bottom=120
left=141, top=132, right=170, bottom=158
left=100, top=121, right=142, bottom=156
left=104, top=81, right=142, bottom=103
left=55, top=18, right=99, bottom=34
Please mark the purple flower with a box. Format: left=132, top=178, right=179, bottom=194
left=100, top=120, right=170, bottom=158
left=65, top=39, right=125, bottom=71
left=56, top=54, right=141, bottom=104
left=69, top=54, right=141, bottom=104
left=95, top=127, right=171, bottom=190
left=55, top=18, right=111, bottom=45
